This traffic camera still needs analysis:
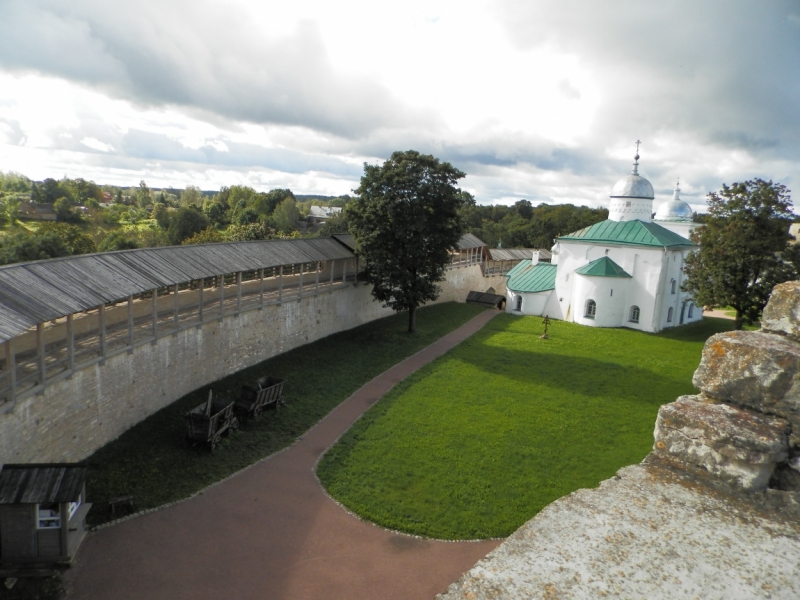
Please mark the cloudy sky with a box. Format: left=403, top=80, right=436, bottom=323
left=0, top=0, right=798, bottom=212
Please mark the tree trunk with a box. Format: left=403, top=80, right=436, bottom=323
left=408, top=306, right=416, bottom=333
left=735, top=308, right=743, bottom=330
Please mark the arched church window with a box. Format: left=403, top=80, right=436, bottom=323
left=667, top=307, right=674, bottom=322
left=585, top=299, right=596, bottom=319
left=688, top=303, right=694, bottom=318
left=629, top=306, right=640, bottom=323
left=515, top=295, right=522, bottom=311
left=670, top=279, right=676, bottom=294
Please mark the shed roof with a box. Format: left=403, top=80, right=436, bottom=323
left=0, top=238, right=355, bottom=343
left=331, top=233, right=356, bottom=252
left=558, top=219, right=693, bottom=248
left=575, top=256, right=632, bottom=278
left=0, top=464, right=88, bottom=504
left=506, top=262, right=557, bottom=294
left=466, top=291, right=505, bottom=308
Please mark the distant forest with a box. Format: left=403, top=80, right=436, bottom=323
left=0, top=171, right=608, bottom=266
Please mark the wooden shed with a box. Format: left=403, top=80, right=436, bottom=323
left=0, top=463, right=91, bottom=565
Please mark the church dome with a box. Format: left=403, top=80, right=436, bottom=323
left=610, top=174, right=654, bottom=199
left=655, top=181, right=693, bottom=222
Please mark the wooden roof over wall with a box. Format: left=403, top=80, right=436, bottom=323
left=0, top=238, right=355, bottom=343
left=0, top=463, right=88, bottom=504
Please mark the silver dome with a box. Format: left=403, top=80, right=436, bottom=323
left=655, top=183, right=693, bottom=221
left=610, top=174, right=655, bottom=199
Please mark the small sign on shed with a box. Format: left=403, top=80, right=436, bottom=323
left=0, top=463, right=91, bottom=566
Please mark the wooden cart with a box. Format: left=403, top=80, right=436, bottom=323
left=185, top=391, right=239, bottom=450
left=235, top=376, right=286, bottom=421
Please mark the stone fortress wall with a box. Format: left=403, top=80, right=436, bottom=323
left=440, top=281, right=800, bottom=599
left=0, top=264, right=505, bottom=465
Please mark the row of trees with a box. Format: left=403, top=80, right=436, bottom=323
left=1, top=165, right=796, bottom=332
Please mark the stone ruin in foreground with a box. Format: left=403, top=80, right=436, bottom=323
left=440, top=282, right=800, bottom=599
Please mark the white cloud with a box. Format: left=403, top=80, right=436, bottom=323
left=0, top=0, right=796, bottom=208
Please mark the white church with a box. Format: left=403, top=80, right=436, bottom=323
left=505, top=151, right=702, bottom=333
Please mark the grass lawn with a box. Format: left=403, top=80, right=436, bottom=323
left=316, top=315, right=743, bottom=540
left=84, top=302, right=485, bottom=526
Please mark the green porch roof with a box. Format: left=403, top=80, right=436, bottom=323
left=575, top=256, right=632, bottom=278
left=559, top=219, right=693, bottom=248
left=505, top=261, right=557, bottom=293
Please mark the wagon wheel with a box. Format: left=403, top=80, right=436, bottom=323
left=253, top=405, right=262, bottom=421
left=229, top=416, right=239, bottom=433
left=210, top=433, right=221, bottom=451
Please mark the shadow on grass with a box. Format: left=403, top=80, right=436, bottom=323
left=453, top=345, right=689, bottom=402
left=84, top=302, right=486, bottom=526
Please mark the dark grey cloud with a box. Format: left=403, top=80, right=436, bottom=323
left=497, top=0, right=800, bottom=162
left=0, top=0, right=429, bottom=138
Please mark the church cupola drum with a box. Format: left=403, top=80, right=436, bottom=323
left=608, top=141, right=655, bottom=223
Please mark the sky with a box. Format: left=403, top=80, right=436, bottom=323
left=0, top=0, right=798, bottom=213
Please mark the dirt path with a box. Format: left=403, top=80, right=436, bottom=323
left=65, top=310, right=501, bottom=600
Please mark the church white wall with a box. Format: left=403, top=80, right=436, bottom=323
left=554, top=242, right=689, bottom=333
left=506, top=289, right=551, bottom=316
left=571, top=275, right=630, bottom=328
left=654, top=221, right=699, bottom=240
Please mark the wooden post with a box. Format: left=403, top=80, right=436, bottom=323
left=152, top=290, right=158, bottom=340
left=66, top=314, right=74, bottom=372
left=355, top=257, right=358, bottom=284
left=5, top=339, right=15, bottom=404
left=259, top=268, right=265, bottom=309
left=36, top=323, right=46, bottom=387
left=236, top=271, right=242, bottom=313
left=173, top=284, right=179, bottom=329
left=198, top=278, right=204, bottom=324
left=219, top=275, right=225, bottom=319
left=279, top=265, right=283, bottom=303
left=329, top=259, right=334, bottom=292
left=127, top=295, right=134, bottom=348
left=299, top=263, right=304, bottom=298
left=315, top=261, right=320, bottom=296
left=343, top=258, right=347, bottom=285
left=99, top=304, right=107, bottom=360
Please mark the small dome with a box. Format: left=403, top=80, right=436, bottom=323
left=655, top=181, right=693, bottom=222
left=610, top=174, right=655, bottom=199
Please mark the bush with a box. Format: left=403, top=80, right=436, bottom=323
left=168, top=206, right=210, bottom=245
left=98, top=231, right=140, bottom=252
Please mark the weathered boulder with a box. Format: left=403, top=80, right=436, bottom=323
left=653, top=395, right=790, bottom=490
left=762, top=281, right=800, bottom=341
left=693, top=330, right=800, bottom=447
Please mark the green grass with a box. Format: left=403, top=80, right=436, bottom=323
left=84, top=302, right=485, bottom=526
left=316, top=316, right=742, bottom=540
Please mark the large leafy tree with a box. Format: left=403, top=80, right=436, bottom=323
left=347, top=150, right=466, bottom=333
left=682, top=179, right=794, bottom=330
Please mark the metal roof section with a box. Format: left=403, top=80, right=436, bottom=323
left=0, top=463, right=88, bottom=504
left=0, top=238, right=355, bottom=343
left=558, top=219, right=694, bottom=248
left=575, top=256, right=632, bottom=278
left=458, top=233, right=487, bottom=249
left=506, top=262, right=557, bottom=294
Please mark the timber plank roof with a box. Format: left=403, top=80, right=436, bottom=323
left=559, top=219, right=694, bottom=248
left=0, top=463, right=88, bottom=504
left=458, top=233, right=487, bottom=249
left=505, top=262, right=557, bottom=293
left=0, top=238, right=355, bottom=343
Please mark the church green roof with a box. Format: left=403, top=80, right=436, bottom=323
left=505, top=262, right=557, bottom=293
left=559, top=219, right=693, bottom=248
left=575, top=256, right=632, bottom=278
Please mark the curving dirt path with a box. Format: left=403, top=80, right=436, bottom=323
left=65, top=310, right=501, bottom=600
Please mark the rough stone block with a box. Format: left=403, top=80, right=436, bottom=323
left=653, top=395, right=790, bottom=490
left=762, top=280, right=800, bottom=340
left=692, top=331, right=800, bottom=447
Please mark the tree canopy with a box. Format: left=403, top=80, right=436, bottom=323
left=347, top=150, right=466, bottom=333
left=682, top=179, right=795, bottom=329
